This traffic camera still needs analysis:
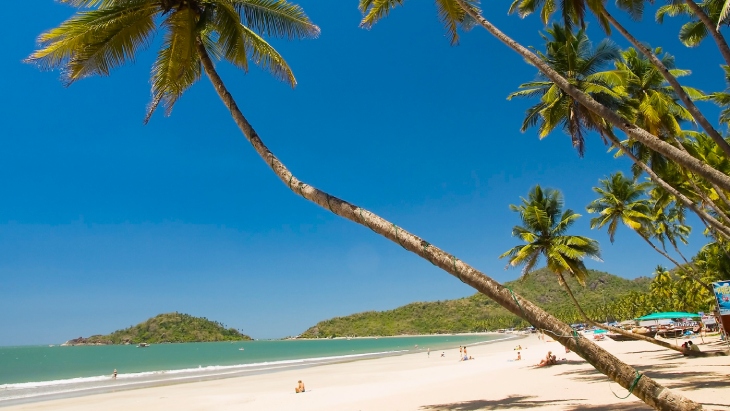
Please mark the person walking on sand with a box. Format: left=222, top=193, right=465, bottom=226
left=459, top=346, right=463, bottom=357
left=295, top=380, right=305, bottom=393
left=427, top=348, right=430, bottom=357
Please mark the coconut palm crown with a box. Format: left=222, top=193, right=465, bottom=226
left=500, top=185, right=601, bottom=286
left=26, top=0, right=320, bottom=123
left=586, top=171, right=653, bottom=243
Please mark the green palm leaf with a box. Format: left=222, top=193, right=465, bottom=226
left=26, top=1, right=157, bottom=84
left=232, top=0, right=320, bottom=40
left=146, top=8, right=201, bottom=123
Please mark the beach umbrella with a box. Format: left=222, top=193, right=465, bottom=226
left=635, top=312, right=701, bottom=320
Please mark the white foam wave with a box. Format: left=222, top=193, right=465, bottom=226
left=0, top=349, right=406, bottom=392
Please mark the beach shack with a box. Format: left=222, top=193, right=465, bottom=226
left=635, top=312, right=701, bottom=338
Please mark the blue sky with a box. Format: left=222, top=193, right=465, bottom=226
left=1, top=1, right=725, bottom=345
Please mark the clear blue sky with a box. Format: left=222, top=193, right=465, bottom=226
left=1, top=2, right=724, bottom=345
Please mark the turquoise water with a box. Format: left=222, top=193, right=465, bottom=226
left=0, top=334, right=511, bottom=404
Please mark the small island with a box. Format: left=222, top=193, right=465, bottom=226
left=62, top=312, right=251, bottom=345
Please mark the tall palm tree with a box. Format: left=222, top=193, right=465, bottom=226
left=508, top=0, right=730, bottom=157
left=507, top=24, right=625, bottom=156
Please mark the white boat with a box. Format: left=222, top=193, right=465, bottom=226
left=137, top=343, right=150, bottom=348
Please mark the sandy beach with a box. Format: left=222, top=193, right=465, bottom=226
left=5, top=334, right=729, bottom=410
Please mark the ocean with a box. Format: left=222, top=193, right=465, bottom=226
left=0, top=334, right=511, bottom=405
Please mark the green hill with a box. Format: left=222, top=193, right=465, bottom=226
left=299, top=268, right=650, bottom=338
left=63, top=313, right=252, bottom=345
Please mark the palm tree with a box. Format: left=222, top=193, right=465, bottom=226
left=29, top=1, right=719, bottom=408
left=650, top=265, right=675, bottom=301
left=504, top=185, right=691, bottom=349
left=501, top=185, right=602, bottom=293
left=508, top=0, right=730, bottom=157
left=507, top=24, right=625, bottom=156
left=587, top=172, right=653, bottom=243
left=587, top=172, right=692, bottom=268
left=656, top=0, right=730, bottom=65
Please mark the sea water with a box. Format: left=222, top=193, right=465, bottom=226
left=0, top=334, right=512, bottom=405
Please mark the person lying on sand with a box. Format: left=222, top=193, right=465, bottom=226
left=295, top=380, right=305, bottom=393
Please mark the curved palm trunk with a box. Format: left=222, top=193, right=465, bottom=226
left=453, top=3, right=730, bottom=195
left=684, top=0, right=730, bottom=66
left=555, top=272, right=693, bottom=355
left=711, top=182, right=730, bottom=211
left=603, top=133, right=730, bottom=239
left=637, top=233, right=713, bottom=292
left=599, top=6, right=730, bottom=159
left=671, top=137, right=730, bottom=227
left=196, top=38, right=709, bottom=411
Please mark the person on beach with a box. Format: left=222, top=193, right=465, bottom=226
left=112, top=369, right=117, bottom=379
left=537, top=351, right=554, bottom=367
left=516, top=351, right=521, bottom=361
left=463, top=346, right=467, bottom=356
left=427, top=348, right=430, bottom=357
left=440, top=352, right=445, bottom=357
left=295, top=380, right=305, bottom=393
left=459, top=346, right=463, bottom=356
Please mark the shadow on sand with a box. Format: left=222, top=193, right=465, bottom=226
left=419, top=395, right=584, bottom=410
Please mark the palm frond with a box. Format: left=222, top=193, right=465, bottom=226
left=359, top=0, right=405, bottom=29
left=232, top=0, right=320, bottom=40
left=679, top=20, right=709, bottom=47
left=146, top=8, right=201, bottom=123
left=26, top=1, right=157, bottom=84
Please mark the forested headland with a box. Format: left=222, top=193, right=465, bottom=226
left=62, top=313, right=251, bottom=345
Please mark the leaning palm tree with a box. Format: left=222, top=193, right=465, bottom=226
left=587, top=172, right=689, bottom=268
left=507, top=24, right=626, bottom=157
left=508, top=0, right=730, bottom=157
left=506, top=184, right=696, bottom=354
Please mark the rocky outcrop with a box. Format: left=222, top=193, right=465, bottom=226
left=61, top=336, right=113, bottom=346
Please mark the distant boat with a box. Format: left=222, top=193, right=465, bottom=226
left=48, top=345, right=55, bottom=347
left=238, top=348, right=245, bottom=351
left=137, top=343, right=150, bottom=348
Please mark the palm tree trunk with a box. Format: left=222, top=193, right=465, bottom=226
left=599, top=5, right=730, bottom=159
left=453, top=3, right=730, bottom=195
left=196, top=37, right=709, bottom=411
left=638, top=233, right=714, bottom=293
left=555, top=272, right=693, bottom=355
left=604, top=133, right=730, bottom=240
left=684, top=0, right=730, bottom=66
left=671, top=137, right=730, bottom=226
left=711, top=182, right=730, bottom=211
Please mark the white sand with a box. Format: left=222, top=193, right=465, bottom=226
left=6, top=334, right=730, bottom=410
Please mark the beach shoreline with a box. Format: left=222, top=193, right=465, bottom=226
left=3, top=333, right=728, bottom=410
left=0, top=334, right=521, bottom=408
